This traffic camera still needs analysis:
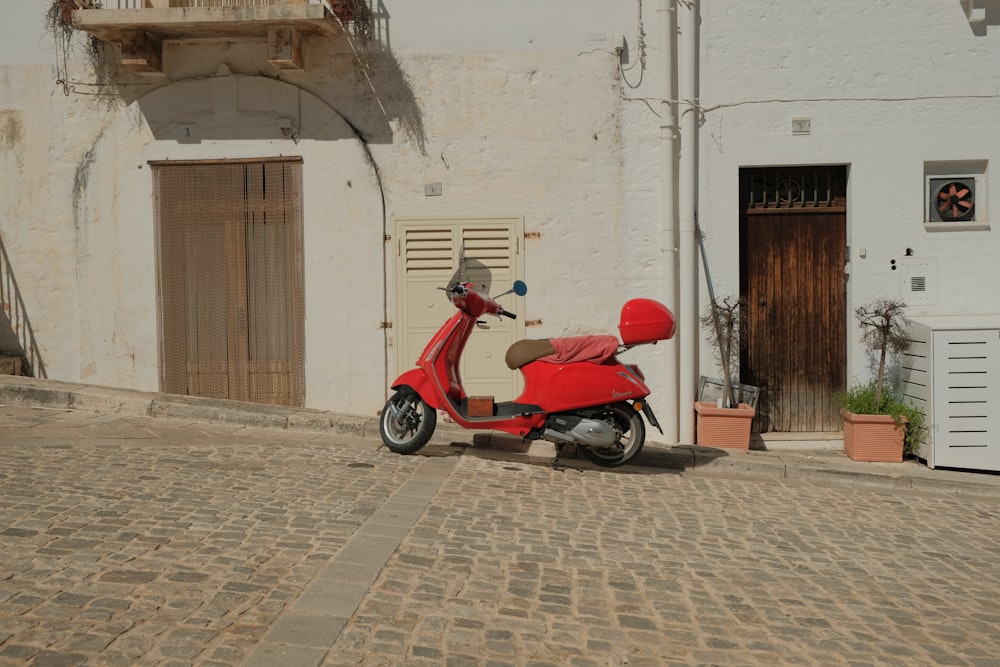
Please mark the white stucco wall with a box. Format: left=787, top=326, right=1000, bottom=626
left=1, top=5, right=93, bottom=384
left=2, top=1, right=662, bottom=420
left=2, top=0, right=999, bottom=441
left=697, top=0, right=1000, bottom=387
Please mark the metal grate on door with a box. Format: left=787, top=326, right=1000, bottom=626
left=745, top=168, right=846, bottom=211
left=152, top=157, right=305, bottom=407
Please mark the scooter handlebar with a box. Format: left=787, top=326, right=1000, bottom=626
left=446, top=282, right=519, bottom=319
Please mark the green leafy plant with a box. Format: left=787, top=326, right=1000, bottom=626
left=837, top=379, right=925, bottom=456
left=46, top=0, right=120, bottom=102
left=837, top=298, right=925, bottom=456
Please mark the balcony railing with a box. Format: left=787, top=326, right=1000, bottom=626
left=79, top=1, right=333, bottom=9
left=69, top=0, right=371, bottom=70
left=71, top=1, right=343, bottom=39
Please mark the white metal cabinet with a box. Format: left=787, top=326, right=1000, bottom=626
left=902, top=316, right=1000, bottom=471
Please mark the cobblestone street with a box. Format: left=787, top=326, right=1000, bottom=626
left=330, top=456, right=1000, bottom=666
left=1, top=403, right=1000, bottom=666
left=0, top=407, right=422, bottom=666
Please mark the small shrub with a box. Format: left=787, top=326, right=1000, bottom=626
left=700, top=295, right=746, bottom=409
left=837, top=379, right=925, bottom=457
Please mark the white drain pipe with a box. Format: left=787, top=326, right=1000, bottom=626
left=660, top=0, right=679, bottom=444
left=676, top=0, right=700, bottom=444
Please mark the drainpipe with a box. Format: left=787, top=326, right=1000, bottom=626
left=677, top=0, right=699, bottom=443
left=660, top=0, right=679, bottom=444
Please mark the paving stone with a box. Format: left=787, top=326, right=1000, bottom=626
left=242, top=643, right=327, bottom=667
left=0, top=644, right=39, bottom=660
left=265, top=612, right=347, bottom=647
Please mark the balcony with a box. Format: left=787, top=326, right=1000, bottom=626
left=69, top=1, right=360, bottom=72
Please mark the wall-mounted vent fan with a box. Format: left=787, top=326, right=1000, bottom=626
left=929, top=178, right=976, bottom=222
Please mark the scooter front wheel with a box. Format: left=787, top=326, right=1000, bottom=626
left=379, top=389, right=437, bottom=454
left=579, top=402, right=646, bottom=468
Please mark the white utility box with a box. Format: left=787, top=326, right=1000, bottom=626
left=902, top=315, right=1000, bottom=471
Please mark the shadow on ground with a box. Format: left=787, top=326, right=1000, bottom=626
left=416, top=430, right=733, bottom=475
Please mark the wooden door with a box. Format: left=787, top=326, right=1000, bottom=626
left=740, top=167, right=847, bottom=432
left=153, top=158, right=305, bottom=407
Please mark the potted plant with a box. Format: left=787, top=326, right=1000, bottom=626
left=838, top=298, right=925, bottom=462
left=695, top=295, right=756, bottom=449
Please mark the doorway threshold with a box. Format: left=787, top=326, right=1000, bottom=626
left=752, top=431, right=844, bottom=451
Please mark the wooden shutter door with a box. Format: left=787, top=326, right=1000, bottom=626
left=153, top=158, right=305, bottom=406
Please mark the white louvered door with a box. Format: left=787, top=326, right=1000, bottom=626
left=395, top=218, right=524, bottom=402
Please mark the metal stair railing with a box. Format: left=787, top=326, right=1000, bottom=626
left=0, top=237, right=46, bottom=379
left=84, top=2, right=355, bottom=8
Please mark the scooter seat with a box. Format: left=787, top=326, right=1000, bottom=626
left=505, top=339, right=557, bottom=369
left=504, top=335, right=621, bottom=369
left=542, top=335, right=620, bottom=364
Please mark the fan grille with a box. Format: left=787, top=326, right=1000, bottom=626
left=930, top=178, right=976, bottom=222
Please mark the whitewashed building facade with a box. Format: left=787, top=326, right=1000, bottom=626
left=1, top=1, right=998, bottom=444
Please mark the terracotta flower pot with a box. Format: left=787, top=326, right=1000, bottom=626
left=694, top=401, right=755, bottom=450
left=330, top=0, right=356, bottom=21
left=840, top=409, right=905, bottom=463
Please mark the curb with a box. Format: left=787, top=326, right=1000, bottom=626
left=2, top=375, right=999, bottom=496
left=432, top=426, right=1000, bottom=497
left=0, top=374, right=378, bottom=439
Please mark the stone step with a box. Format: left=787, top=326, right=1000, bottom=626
left=0, top=355, right=24, bottom=376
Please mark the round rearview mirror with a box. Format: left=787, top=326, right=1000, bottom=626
left=513, top=280, right=528, bottom=296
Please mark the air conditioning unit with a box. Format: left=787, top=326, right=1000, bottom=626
left=928, top=177, right=976, bottom=222
left=903, top=315, right=1000, bottom=472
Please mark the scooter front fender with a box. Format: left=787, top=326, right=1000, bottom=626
left=390, top=369, right=445, bottom=410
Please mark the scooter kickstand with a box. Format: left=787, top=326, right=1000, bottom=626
left=551, top=444, right=584, bottom=473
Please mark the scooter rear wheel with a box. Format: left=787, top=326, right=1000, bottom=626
left=579, top=402, right=645, bottom=468
left=380, top=389, right=437, bottom=454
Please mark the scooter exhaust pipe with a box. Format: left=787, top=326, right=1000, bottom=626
left=542, top=415, right=617, bottom=447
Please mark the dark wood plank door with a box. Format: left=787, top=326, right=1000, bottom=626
left=740, top=167, right=847, bottom=432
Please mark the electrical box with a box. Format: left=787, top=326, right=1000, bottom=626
left=902, top=316, right=1000, bottom=471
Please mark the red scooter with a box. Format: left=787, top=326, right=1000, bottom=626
left=379, top=260, right=675, bottom=467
